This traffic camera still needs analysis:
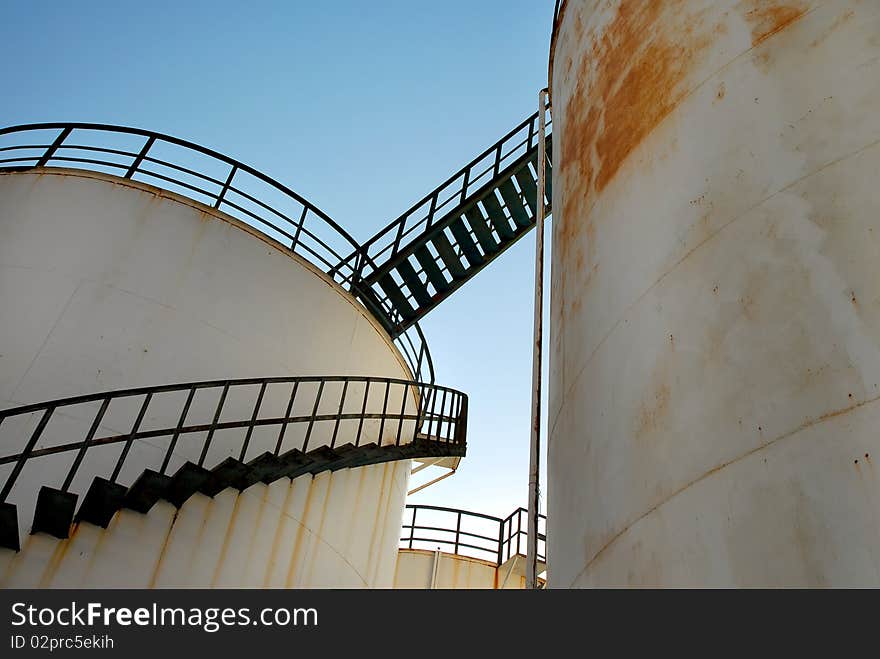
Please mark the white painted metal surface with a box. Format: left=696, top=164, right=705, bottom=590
left=0, top=170, right=417, bottom=586
left=549, top=0, right=880, bottom=586
left=393, top=549, right=531, bottom=589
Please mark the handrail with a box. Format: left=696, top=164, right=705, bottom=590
left=0, top=122, right=435, bottom=385
left=400, top=504, right=546, bottom=566
left=0, top=375, right=467, bottom=505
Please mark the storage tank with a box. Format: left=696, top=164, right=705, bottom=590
left=0, top=127, right=460, bottom=587
left=548, top=0, right=880, bottom=586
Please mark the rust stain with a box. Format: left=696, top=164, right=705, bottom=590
left=263, top=480, right=297, bottom=586
left=38, top=531, right=74, bottom=588
left=286, top=476, right=317, bottom=586
left=715, top=81, right=726, bottom=102
left=810, top=9, right=855, bottom=48
left=636, top=382, right=671, bottom=439
left=211, top=491, right=244, bottom=586
left=560, top=1, right=720, bottom=269
left=739, top=1, right=809, bottom=48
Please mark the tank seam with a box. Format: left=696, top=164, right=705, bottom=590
left=559, top=134, right=880, bottom=415
left=565, top=391, right=880, bottom=587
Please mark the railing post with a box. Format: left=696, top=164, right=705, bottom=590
left=162, top=387, right=197, bottom=474
left=292, top=206, right=308, bottom=251
left=454, top=511, right=462, bottom=555
left=198, top=383, right=229, bottom=468
left=214, top=164, right=237, bottom=208
left=36, top=127, right=72, bottom=168
left=395, top=382, right=408, bottom=446
left=239, top=381, right=267, bottom=461
left=124, top=135, right=155, bottom=179
left=409, top=507, right=416, bottom=549
left=275, top=381, right=300, bottom=455
left=61, top=397, right=111, bottom=492
left=354, top=380, right=370, bottom=447
left=0, top=407, right=55, bottom=502
left=302, top=380, right=325, bottom=453
left=376, top=380, right=391, bottom=446
left=497, top=516, right=505, bottom=566
left=110, top=392, right=153, bottom=482
left=330, top=380, right=348, bottom=449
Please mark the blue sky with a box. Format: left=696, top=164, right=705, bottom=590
left=2, top=0, right=555, bottom=517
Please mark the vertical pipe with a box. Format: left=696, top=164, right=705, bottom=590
left=526, top=88, right=548, bottom=590
left=430, top=549, right=441, bottom=589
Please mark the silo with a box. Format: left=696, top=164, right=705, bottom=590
left=548, top=0, right=880, bottom=586
left=0, top=128, right=463, bottom=587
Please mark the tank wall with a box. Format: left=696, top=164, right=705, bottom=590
left=549, top=0, right=880, bottom=586
left=0, top=170, right=416, bottom=584
left=0, top=460, right=410, bottom=588
left=0, top=170, right=410, bottom=406
left=394, top=549, right=529, bottom=589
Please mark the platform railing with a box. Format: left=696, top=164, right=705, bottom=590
left=400, top=504, right=546, bottom=566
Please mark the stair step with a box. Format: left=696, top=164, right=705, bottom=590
left=247, top=451, right=284, bottom=484
left=377, top=275, right=416, bottom=321
left=464, top=208, right=499, bottom=255
left=395, top=259, right=432, bottom=308
left=125, top=469, right=172, bottom=514
left=498, top=179, right=532, bottom=229
left=199, top=458, right=247, bottom=496
left=514, top=165, right=539, bottom=217
left=321, top=443, right=363, bottom=471
left=0, top=502, right=19, bottom=551
left=480, top=193, right=515, bottom=241
left=165, top=462, right=213, bottom=507
left=31, top=486, right=77, bottom=539
left=431, top=232, right=468, bottom=280
left=76, top=477, right=127, bottom=528
left=270, top=448, right=316, bottom=481
left=413, top=246, right=450, bottom=296
left=305, top=445, right=341, bottom=474
left=447, top=218, right=484, bottom=268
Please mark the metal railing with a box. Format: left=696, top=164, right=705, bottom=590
left=400, top=505, right=546, bottom=566
left=0, top=375, right=467, bottom=507
left=0, top=123, right=435, bottom=385
left=330, top=111, right=553, bottom=288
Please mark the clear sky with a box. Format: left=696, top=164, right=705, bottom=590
left=1, top=0, right=555, bottom=518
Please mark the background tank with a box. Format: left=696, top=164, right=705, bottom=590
left=548, top=0, right=880, bottom=586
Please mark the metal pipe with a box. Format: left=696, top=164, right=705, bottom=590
left=526, top=88, right=548, bottom=590
left=430, top=550, right=441, bottom=589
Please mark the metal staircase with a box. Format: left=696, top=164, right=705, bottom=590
left=0, top=376, right=467, bottom=551
left=331, top=111, right=553, bottom=338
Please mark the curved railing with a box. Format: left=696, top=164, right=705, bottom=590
left=0, top=123, right=435, bottom=385
left=0, top=375, right=466, bottom=550
left=400, top=505, right=546, bottom=566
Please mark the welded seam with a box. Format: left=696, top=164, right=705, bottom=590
left=560, top=134, right=880, bottom=415
left=565, top=391, right=880, bottom=587
left=250, top=474, right=371, bottom=587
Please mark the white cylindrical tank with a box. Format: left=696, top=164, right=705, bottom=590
left=0, top=169, right=417, bottom=587
left=549, top=0, right=880, bottom=586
